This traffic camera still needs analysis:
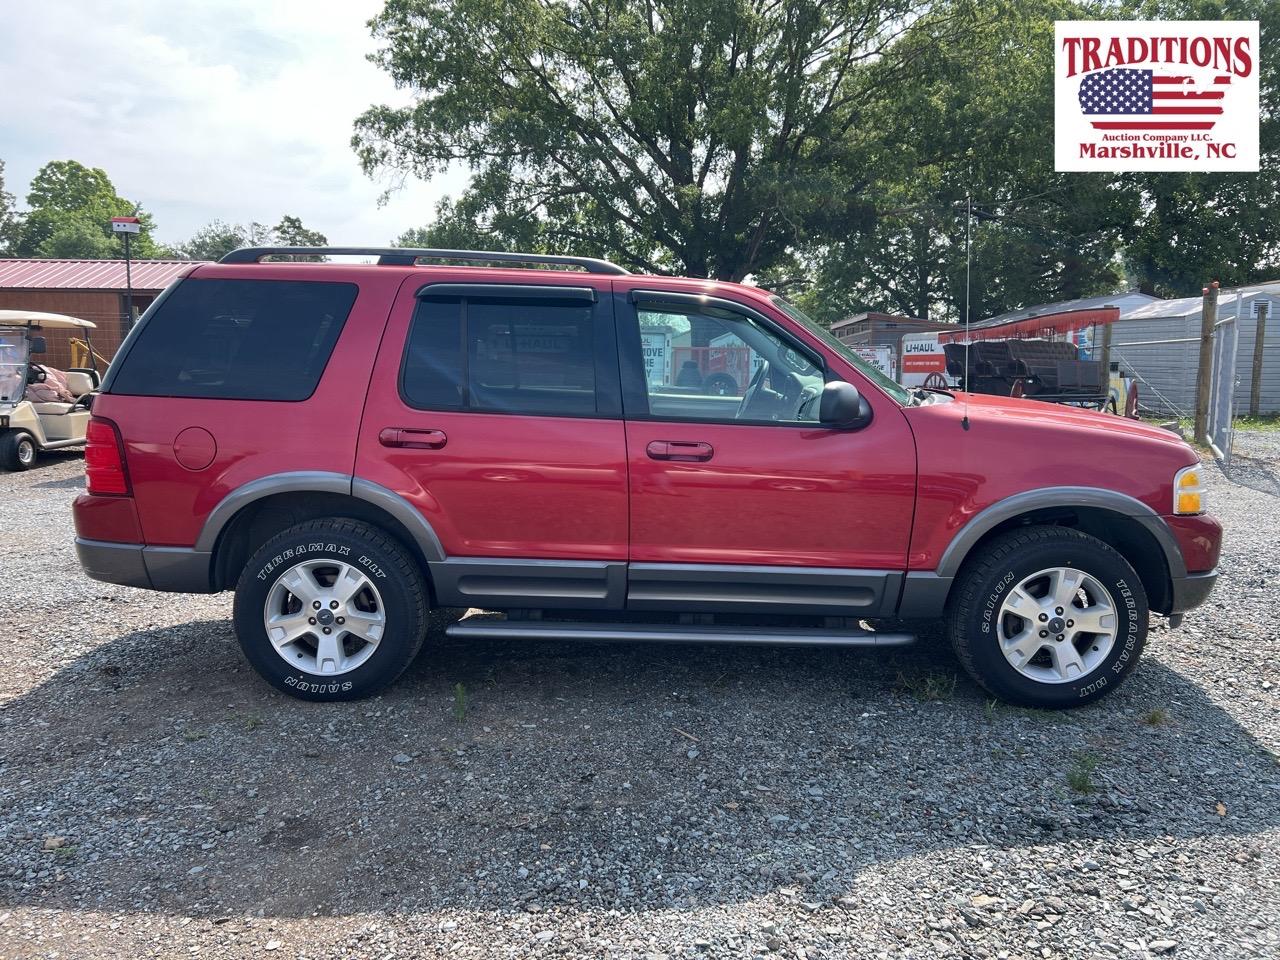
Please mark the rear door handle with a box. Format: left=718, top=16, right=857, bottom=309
left=379, top=427, right=447, bottom=450
left=646, top=440, right=713, bottom=462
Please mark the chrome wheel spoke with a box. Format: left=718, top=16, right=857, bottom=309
left=333, top=564, right=372, bottom=606
left=1003, top=627, right=1046, bottom=668
left=313, top=630, right=345, bottom=675
left=1051, top=568, right=1086, bottom=609
left=1049, top=638, right=1087, bottom=680
left=281, top=567, right=322, bottom=607
left=1002, top=585, right=1042, bottom=622
left=1072, top=603, right=1115, bottom=635
left=266, top=611, right=313, bottom=648
left=342, top=610, right=385, bottom=644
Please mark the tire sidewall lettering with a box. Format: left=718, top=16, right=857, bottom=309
left=255, top=542, right=361, bottom=582
left=284, top=675, right=354, bottom=695
left=980, top=570, right=1016, bottom=635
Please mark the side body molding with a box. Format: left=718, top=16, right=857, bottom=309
left=898, top=486, right=1187, bottom=619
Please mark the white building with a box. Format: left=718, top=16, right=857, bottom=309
left=1110, top=283, right=1280, bottom=417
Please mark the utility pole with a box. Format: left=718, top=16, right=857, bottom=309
left=1194, top=281, right=1219, bottom=445
left=111, top=214, right=142, bottom=332
left=1250, top=298, right=1269, bottom=418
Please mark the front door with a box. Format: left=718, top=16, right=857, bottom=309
left=356, top=275, right=628, bottom=608
left=616, top=288, right=917, bottom=615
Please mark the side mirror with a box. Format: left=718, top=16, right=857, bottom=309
left=819, top=380, right=872, bottom=430
left=28, top=336, right=47, bottom=355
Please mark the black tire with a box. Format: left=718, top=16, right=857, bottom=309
left=0, top=431, right=36, bottom=471
left=703, top=373, right=739, bottom=396
left=946, top=526, right=1147, bottom=709
left=232, top=519, right=429, bottom=701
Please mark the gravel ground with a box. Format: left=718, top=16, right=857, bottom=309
left=1, top=442, right=1277, bottom=960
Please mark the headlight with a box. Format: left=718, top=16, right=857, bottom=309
left=1173, top=464, right=1206, bottom=515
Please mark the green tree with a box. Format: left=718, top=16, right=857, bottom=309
left=1119, top=0, right=1280, bottom=296
left=13, top=160, right=167, bottom=259
left=0, top=159, right=18, bottom=255
left=356, top=0, right=984, bottom=280
left=176, top=216, right=327, bottom=261
left=272, top=215, right=327, bottom=248
left=175, top=220, right=271, bottom=261
left=794, top=0, right=1138, bottom=323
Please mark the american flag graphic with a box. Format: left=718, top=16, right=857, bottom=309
left=1078, top=67, right=1228, bottom=131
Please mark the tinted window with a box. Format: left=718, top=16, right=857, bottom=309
left=110, top=278, right=357, bottom=401
left=402, top=297, right=597, bottom=416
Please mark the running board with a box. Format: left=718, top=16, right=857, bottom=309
left=445, top=619, right=915, bottom=648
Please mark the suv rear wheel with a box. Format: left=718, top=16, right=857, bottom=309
left=946, top=527, right=1148, bottom=708
left=232, top=519, right=429, bottom=701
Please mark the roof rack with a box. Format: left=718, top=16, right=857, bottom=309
left=218, top=246, right=630, bottom=275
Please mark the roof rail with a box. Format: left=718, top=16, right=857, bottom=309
left=218, top=246, right=630, bottom=275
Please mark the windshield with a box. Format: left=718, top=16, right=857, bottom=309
left=769, top=297, right=913, bottom=405
left=0, top=332, right=28, bottom=404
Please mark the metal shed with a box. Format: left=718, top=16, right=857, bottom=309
left=1110, top=283, right=1280, bottom=417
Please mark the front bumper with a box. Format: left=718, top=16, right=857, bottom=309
left=1169, top=568, right=1218, bottom=614
left=75, top=538, right=213, bottom=593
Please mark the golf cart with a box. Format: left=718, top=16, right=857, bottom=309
left=0, top=310, right=102, bottom=471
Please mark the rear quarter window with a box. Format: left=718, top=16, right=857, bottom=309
left=109, top=277, right=358, bottom=401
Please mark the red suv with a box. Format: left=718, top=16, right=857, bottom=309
left=73, top=246, right=1221, bottom=708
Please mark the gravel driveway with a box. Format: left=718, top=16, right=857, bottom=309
left=1, top=444, right=1277, bottom=959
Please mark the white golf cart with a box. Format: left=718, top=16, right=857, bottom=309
left=0, top=310, right=102, bottom=471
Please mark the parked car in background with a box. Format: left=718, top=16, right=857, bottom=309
left=73, top=247, right=1220, bottom=708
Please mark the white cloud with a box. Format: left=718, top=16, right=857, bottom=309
left=0, top=0, right=469, bottom=248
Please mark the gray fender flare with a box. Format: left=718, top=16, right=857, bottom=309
left=195, top=471, right=445, bottom=562
left=899, top=486, right=1186, bottom=618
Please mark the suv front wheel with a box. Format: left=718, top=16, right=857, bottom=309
left=946, top=527, right=1148, bottom=708
left=233, top=519, right=429, bottom=701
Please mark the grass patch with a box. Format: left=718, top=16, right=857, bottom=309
left=1235, top=413, right=1280, bottom=432
left=181, top=728, right=207, bottom=743
left=453, top=682, right=468, bottom=723
left=895, top=670, right=957, bottom=702
left=1141, top=707, right=1170, bottom=726
left=1067, top=752, right=1101, bottom=794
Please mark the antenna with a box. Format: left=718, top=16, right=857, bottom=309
left=962, top=190, right=972, bottom=430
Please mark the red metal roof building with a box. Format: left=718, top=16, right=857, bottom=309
left=0, top=258, right=201, bottom=367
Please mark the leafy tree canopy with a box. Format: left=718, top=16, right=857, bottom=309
left=363, top=0, right=1279, bottom=321
left=357, top=0, right=984, bottom=281
left=174, top=216, right=328, bottom=261
left=0, top=159, right=18, bottom=255
left=11, top=160, right=168, bottom=259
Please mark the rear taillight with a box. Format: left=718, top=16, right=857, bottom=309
left=85, top=417, right=131, bottom=496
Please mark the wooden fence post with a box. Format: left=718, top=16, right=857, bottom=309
left=1250, top=299, right=1268, bottom=418
left=1194, top=281, right=1219, bottom=445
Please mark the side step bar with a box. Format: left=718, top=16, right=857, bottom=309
left=445, top=619, right=915, bottom=648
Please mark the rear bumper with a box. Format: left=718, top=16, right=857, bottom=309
left=75, top=538, right=214, bottom=593
left=1170, top=568, right=1218, bottom=614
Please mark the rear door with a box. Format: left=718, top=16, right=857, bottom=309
left=355, top=274, right=628, bottom=609
left=616, top=286, right=917, bottom=616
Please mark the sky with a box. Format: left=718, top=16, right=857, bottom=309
left=0, top=0, right=468, bottom=250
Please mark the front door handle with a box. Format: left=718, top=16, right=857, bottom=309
left=646, top=440, right=713, bottom=462
left=379, top=427, right=447, bottom=450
